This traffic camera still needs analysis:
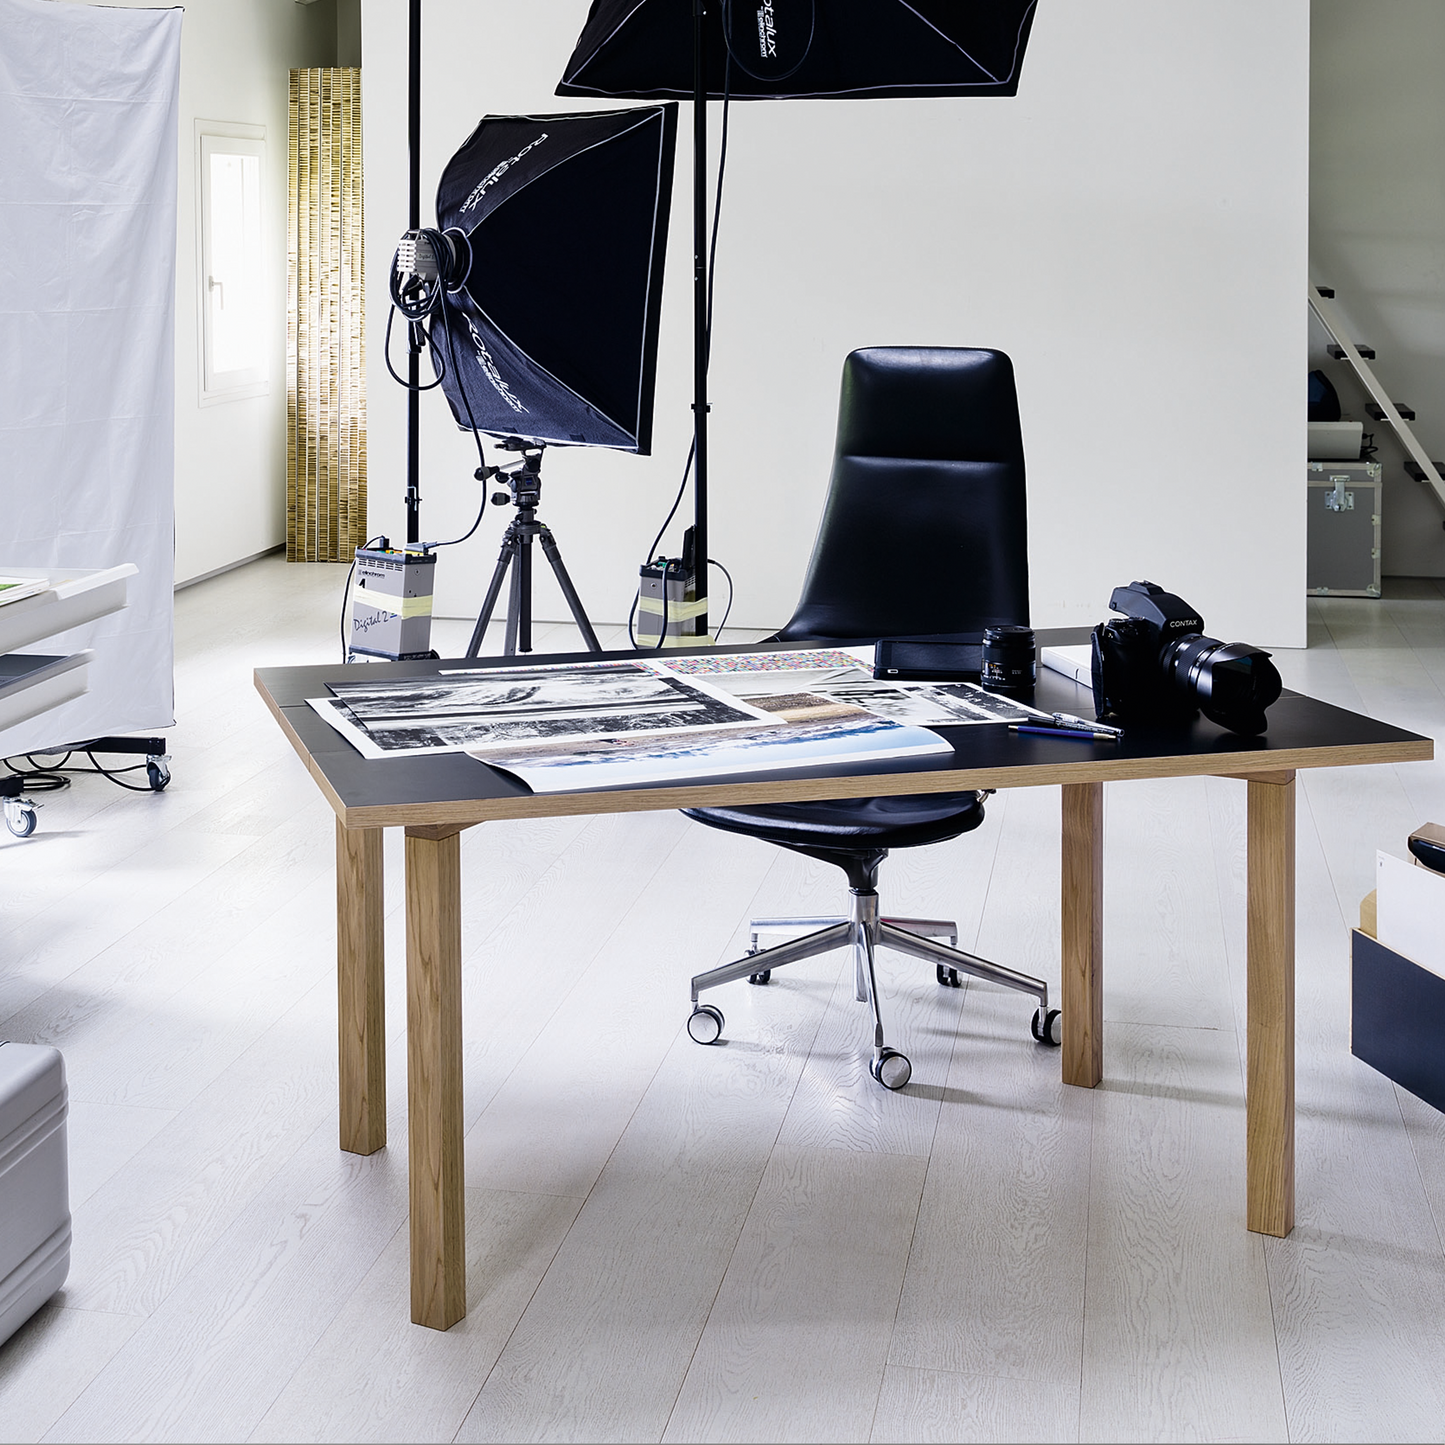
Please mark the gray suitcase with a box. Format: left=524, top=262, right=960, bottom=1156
left=1307, top=462, right=1383, bottom=597
left=0, top=1041, right=70, bottom=1348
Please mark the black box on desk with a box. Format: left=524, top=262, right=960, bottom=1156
left=1351, top=929, right=1445, bottom=1113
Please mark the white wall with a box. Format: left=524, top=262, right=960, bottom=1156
left=1310, top=0, right=1445, bottom=578
left=363, top=0, right=1309, bottom=647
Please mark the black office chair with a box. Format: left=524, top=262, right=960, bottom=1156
left=682, top=347, right=1060, bottom=1090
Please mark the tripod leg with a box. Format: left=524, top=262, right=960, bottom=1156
left=466, top=527, right=517, bottom=658
left=502, top=540, right=525, bottom=658
left=516, top=527, right=533, bottom=654
left=537, top=527, right=603, bottom=653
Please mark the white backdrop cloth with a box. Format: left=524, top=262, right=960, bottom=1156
left=0, top=0, right=181, bottom=754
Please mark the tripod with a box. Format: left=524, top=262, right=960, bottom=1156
left=465, top=440, right=602, bottom=658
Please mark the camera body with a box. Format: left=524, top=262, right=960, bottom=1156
left=1091, top=580, right=1282, bottom=735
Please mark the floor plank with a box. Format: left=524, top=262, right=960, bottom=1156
left=453, top=987, right=826, bottom=1444
left=1079, top=1022, right=1287, bottom=1443
left=889, top=984, right=1091, bottom=1387
left=869, top=1363, right=1080, bottom=1444
left=0, top=1304, right=143, bottom=1442
left=663, top=1146, right=929, bottom=1445
left=248, top=1188, right=582, bottom=1445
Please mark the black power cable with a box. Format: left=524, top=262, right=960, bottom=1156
left=631, top=56, right=737, bottom=650
left=4, top=751, right=158, bottom=795
left=349, top=236, right=502, bottom=665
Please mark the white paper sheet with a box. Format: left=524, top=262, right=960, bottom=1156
left=1377, top=850, right=1445, bottom=981
left=310, top=659, right=780, bottom=760
left=476, top=712, right=954, bottom=795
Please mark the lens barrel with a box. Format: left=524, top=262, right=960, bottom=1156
left=1161, top=634, right=1282, bottom=734
left=981, top=625, right=1036, bottom=696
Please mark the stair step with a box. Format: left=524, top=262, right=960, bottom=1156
left=1365, top=401, right=1417, bottom=422
left=1403, top=459, right=1445, bottom=483
left=1328, top=342, right=1376, bottom=360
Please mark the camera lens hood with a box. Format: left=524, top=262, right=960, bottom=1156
left=1173, top=637, right=1281, bottom=735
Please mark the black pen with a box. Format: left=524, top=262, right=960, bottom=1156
left=1009, top=723, right=1118, bottom=742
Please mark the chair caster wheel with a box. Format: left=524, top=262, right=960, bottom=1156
left=748, top=969, right=771, bottom=985
left=870, top=1047, right=912, bottom=1091
left=1031, top=1007, right=1062, bottom=1047
left=4, top=801, right=37, bottom=838
left=147, top=758, right=171, bottom=791
left=935, top=964, right=961, bottom=988
left=687, top=1004, right=724, bottom=1045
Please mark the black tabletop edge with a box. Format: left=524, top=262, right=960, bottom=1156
left=255, top=644, right=1434, bottom=823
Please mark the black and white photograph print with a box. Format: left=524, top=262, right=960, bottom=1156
left=930, top=681, right=1053, bottom=724
left=475, top=710, right=955, bottom=796
left=309, top=661, right=778, bottom=760
left=654, top=651, right=1052, bottom=727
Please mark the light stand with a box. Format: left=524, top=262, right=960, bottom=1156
left=405, top=0, right=422, bottom=546
left=465, top=439, right=603, bottom=658
left=690, top=1, right=710, bottom=639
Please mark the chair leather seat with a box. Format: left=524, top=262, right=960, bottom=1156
left=683, top=790, right=985, bottom=854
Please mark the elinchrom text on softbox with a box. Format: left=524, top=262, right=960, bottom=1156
left=557, top=0, right=1038, bottom=100
left=430, top=104, right=678, bottom=454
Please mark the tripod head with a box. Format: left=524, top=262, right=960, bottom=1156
left=487, top=437, right=546, bottom=511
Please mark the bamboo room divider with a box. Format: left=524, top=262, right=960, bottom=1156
left=287, top=68, right=366, bottom=561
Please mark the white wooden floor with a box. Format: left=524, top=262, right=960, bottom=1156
left=2, top=556, right=1444, bottom=1444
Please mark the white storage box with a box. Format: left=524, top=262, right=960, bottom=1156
left=0, top=1042, right=71, bottom=1348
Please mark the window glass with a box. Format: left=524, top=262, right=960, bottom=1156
left=198, top=127, right=267, bottom=400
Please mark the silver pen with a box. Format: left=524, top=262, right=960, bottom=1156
left=1051, top=711, right=1123, bottom=737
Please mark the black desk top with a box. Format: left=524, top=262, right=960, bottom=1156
left=255, top=634, right=1433, bottom=830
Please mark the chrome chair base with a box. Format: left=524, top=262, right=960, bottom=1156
left=687, top=890, right=1060, bottom=1090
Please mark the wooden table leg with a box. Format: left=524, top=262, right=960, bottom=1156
left=337, top=821, right=385, bottom=1155
left=1061, top=781, right=1104, bottom=1088
left=1245, top=772, right=1296, bottom=1237
left=404, top=824, right=467, bottom=1330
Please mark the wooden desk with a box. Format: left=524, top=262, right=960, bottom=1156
left=255, top=647, right=1432, bottom=1330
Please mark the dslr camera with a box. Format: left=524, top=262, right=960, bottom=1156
left=1091, top=581, right=1282, bottom=735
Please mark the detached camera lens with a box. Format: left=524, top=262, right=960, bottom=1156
left=981, top=625, right=1036, bottom=696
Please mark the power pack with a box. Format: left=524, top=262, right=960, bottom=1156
left=348, top=544, right=437, bottom=661
left=637, top=527, right=709, bottom=649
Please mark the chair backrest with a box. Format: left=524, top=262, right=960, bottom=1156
left=777, top=346, right=1030, bottom=643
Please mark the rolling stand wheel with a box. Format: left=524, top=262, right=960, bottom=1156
left=687, top=1004, right=724, bottom=1045
left=869, top=1047, right=912, bottom=1091
left=743, top=943, right=770, bottom=986
left=1031, top=1007, right=1062, bottom=1047
left=3, top=798, right=37, bottom=838
left=935, top=964, right=962, bottom=988
left=146, top=756, right=171, bottom=792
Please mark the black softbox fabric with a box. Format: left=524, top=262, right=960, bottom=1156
left=432, top=105, right=677, bottom=452
left=557, top=0, right=1038, bottom=101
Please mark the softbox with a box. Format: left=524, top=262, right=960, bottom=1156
left=431, top=104, right=677, bottom=453
left=557, top=0, right=1038, bottom=101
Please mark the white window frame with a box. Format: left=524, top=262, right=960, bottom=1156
left=196, top=120, right=268, bottom=405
